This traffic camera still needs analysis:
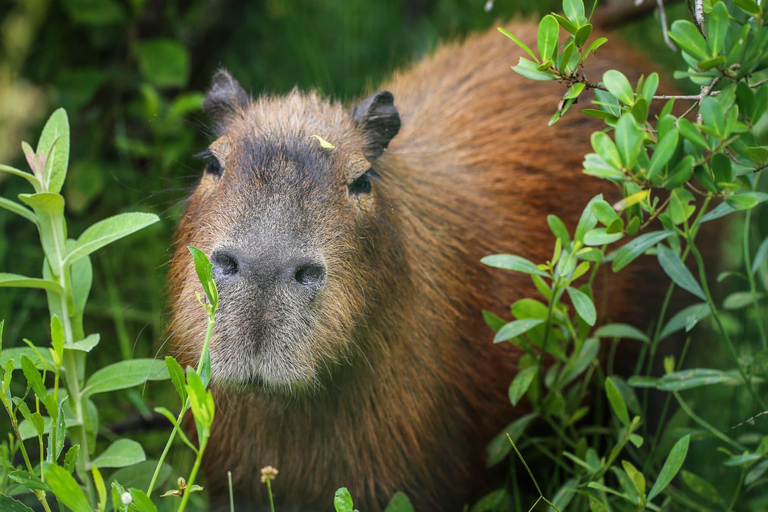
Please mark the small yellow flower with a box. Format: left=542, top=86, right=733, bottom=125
left=260, top=465, right=279, bottom=483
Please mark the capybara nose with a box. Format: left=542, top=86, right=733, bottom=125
left=211, top=249, right=325, bottom=292
left=290, top=259, right=326, bottom=289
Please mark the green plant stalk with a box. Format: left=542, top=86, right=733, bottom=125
left=40, top=208, right=94, bottom=501
left=176, top=431, right=209, bottom=512
left=538, top=284, right=563, bottom=405
left=672, top=391, right=745, bottom=451
left=267, top=479, right=276, bottom=512
left=506, top=434, right=561, bottom=512
left=147, top=309, right=215, bottom=496
left=743, top=173, right=767, bottom=350
left=726, top=464, right=747, bottom=512
left=2, top=400, right=52, bottom=512
left=688, top=242, right=767, bottom=410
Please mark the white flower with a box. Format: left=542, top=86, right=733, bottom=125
left=121, top=492, right=132, bottom=505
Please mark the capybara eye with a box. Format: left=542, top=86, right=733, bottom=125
left=206, top=154, right=223, bottom=177
left=198, top=149, right=223, bottom=177
left=348, top=170, right=373, bottom=195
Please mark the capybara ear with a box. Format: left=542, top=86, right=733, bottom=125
left=352, top=90, right=401, bottom=158
left=204, top=69, right=250, bottom=131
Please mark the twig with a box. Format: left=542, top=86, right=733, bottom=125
left=657, top=0, right=678, bottom=51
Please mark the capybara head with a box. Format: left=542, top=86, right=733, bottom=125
left=170, top=70, right=405, bottom=394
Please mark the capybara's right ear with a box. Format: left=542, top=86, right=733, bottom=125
left=203, top=69, right=250, bottom=130
left=352, top=90, right=401, bottom=158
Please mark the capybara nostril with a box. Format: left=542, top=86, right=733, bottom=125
left=211, top=250, right=239, bottom=278
left=292, top=261, right=326, bottom=288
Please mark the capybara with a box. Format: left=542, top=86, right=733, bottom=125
left=169, top=21, right=664, bottom=512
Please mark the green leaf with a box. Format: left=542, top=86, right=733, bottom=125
left=0, top=494, right=35, bottom=512
left=62, top=0, right=125, bottom=24
left=65, top=212, right=159, bottom=266
left=84, top=359, right=169, bottom=397
left=752, top=235, right=768, bottom=274
left=647, top=434, right=690, bottom=501
left=700, top=97, right=725, bottom=138
left=642, top=72, right=659, bottom=102
left=36, top=109, right=70, bottom=194
left=0, top=273, right=63, bottom=294
left=564, top=0, right=585, bottom=21
left=726, top=192, right=768, bottom=211
left=165, top=356, right=187, bottom=404
left=186, top=367, right=214, bottom=435
left=64, top=445, right=80, bottom=473
left=189, top=246, right=219, bottom=311
left=657, top=244, right=705, bottom=299
left=583, top=228, right=623, bottom=246
left=92, top=439, right=146, bottom=468
left=723, top=291, right=762, bottom=310
left=552, top=14, right=577, bottom=35
left=508, top=366, right=537, bottom=406
left=537, top=15, right=559, bottom=62
left=613, top=190, right=649, bottom=212
left=0, top=197, right=36, bottom=223
left=605, top=376, right=630, bottom=426
left=648, top=130, right=678, bottom=180
left=498, top=27, right=538, bottom=63
left=681, top=470, right=725, bottom=506
left=135, top=39, right=190, bottom=89
left=574, top=23, right=592, bottom=48
left=603, top=70, right=634, bottom=105
left=745, top=146, right=768, bottom=163
left=486, top=413, right=538, bottom=466
left=547, top=214, right=571, bottom=248
left=612, top=231, right=672, bottom=272
left=18, top=193, right=66, bottom=274
left=669, top=20, right=709, bottom=60
left=482, top=310, right=506, bottom=332
left=677, top=118, right=709, bottom=149
left=591, top=131, right=622, bottom=169
left=0, top=164, right=39, bottom=188
left=734, top=0, right=761, bottom=16
left=561, top=337, right=599, bottom=386
left=575, top=195, right=602, bottom=242
left=659, top=303, right=711, bottom=340
left=657, top=369, right=738, bottom=390
left=512, top=57, right=557, bottom=81
left=614, top=114, right=643, bottom=168
left=662, top=156, right=695, bottom=190
left=494, top=319, right=546, bottom=343
left=384, top=492, right=414, bottom=512
left=567, top=286, right=596, bottom=326
left=67, top=333, right=100, bottom=352
left=334, top=488, right=355, bottom=512
left=707, top=1, right=729, bottom=55
left=129, top=489, right=159, bottom=512
left=594, top=323, right=649, bottom=343
left=43, top=463, right=92, bottom=512
left=481, top=254, right=547, bottom=276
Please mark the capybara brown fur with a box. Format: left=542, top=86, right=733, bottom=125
left=169, top=21, right=665, bottom=512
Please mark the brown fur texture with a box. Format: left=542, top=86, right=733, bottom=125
left=169, top=22, right=666, bottom=512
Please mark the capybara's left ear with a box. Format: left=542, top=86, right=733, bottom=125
left=204, top=69, right=250, bottom=131
left=352, top=90, right=401, bottom=158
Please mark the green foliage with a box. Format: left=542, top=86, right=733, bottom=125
left=485, top=0, right=768, bottom=510
left=0, top=111, right=219, bottom=511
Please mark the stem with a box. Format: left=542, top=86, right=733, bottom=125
left=673, top=392, right=746, bottom=451
left=176, top=434, right=209, bottom=512
left=266, top=479, right=276, bottom=512
left=743, top=174, right=767, bottom=350
left=147, top=310, right=215, bottom=497
left=688, top=243, right=767, bottom=410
